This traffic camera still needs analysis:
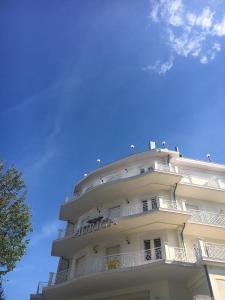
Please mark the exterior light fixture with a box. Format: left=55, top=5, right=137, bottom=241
left=130, top=144, right=135, bottom=149
left=162, top=141, right=166, bottom=148
left=206, top=154, right=211, bottom=162
left=96, top=159, right=101, bottom=163
left=84, top=173, right=88, bottom=177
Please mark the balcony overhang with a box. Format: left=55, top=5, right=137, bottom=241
left=60, top=171, right=182, bottom=222
left=42, top=261, right=198, bottom=300
left=185, top=222, right=225, bottom=241
left=176, top=183, right=225, bottom=203
left=52, top=209, right=191, bottom=257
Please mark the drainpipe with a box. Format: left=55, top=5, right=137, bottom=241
left=204, top=264, right=214, bottom=300
left=173, top=182, right=178, bottom=202
left=180, top=222, right=186, bottom=251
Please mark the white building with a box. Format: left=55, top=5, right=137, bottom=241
left=31, top=145, right=225, bottom=300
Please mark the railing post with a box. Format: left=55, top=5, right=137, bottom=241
left=198, top=240, right=208, bottom=259
left=154, top=161, right=158, bottom=170
left=174, top=165, right=179, bottom=173
left=164, top=242, right=170, bottom=260
left=48, top=272, right=54, bottom=286
left=181, top=200, right=187, bottom=211
left=157, top=197, right=163, bottom=209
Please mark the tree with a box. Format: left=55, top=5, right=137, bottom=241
left=0, top=161, right=32, bottom=277
left=0, top=279, right=5, bottom=300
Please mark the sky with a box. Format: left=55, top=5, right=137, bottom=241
left=1, top=0, right=225, bottom=299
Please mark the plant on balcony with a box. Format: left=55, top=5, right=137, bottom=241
left=107, top=259, right=120, bottom=270
left=0, top=161, right=32, bottom=276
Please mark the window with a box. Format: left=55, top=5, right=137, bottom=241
left=144, top=240, right=151, bottom=260
left=142, top=200, right=148, bottom=212
left=144, top=238, right=162, bottom=261
left=106, top=245, right=120, bottom=270
left=140, top=168, right=145, bottom=174
left=154, top=239, right=162, bottom=259
left=151, top=197, right=158, bottom=210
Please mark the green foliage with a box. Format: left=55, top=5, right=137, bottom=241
left=0, top=161, right=32, bottom=277
left=0, top=280, right=4, bottom=300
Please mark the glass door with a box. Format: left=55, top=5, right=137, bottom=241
left=106, top=245, right=120, bottom=270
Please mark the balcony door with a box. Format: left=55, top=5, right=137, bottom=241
left=142, top=197, right=158, bottom=212
left=106, top=245, right=120, bottom=270
left=144, top=238, right=162, bottom=261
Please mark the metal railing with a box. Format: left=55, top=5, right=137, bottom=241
left=49, top=268, right=70, bottom=285
left=189, top=210, right=225, bottom=227
left=204, top=242, right=225, bottom=261
left=57, top=198, right=187, bottom=240
left=64, top=162, right=178, bottom=203
left=180, top=173, right=225, bottom=190
left=63, top=161, right=225, bottom=205
left=47, top=246, right=194, bottom=287
left=124, top=198, right=184, bottom=216
left=36, top=282, right=48, bottom=294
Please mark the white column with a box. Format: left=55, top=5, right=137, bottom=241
left=181, top=199, right=187, bottom=211
left=164, top=242, right=170, bottom=260
left=198, top=240, right=208, bottom=259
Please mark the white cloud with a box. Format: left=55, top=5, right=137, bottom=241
left=143, top=56, right=174, bottom=74
left=213, top=16, right=225, bottom=36
left=31, top=220, right=59, bottom=246
left=148, top=0, right=225, bottom=74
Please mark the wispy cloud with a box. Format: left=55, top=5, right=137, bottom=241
left=145, top=0, right=225, bottom=74
left=31, top=220, right=59, bottom=246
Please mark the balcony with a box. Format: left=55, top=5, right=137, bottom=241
left=185, top=210, right=225, bottom=240
left=37, top=246, right=197, bottom=300
left=60, top=162, right=182, bottom=221
left=52, top=198, right=191, bottom=257
left=73, top=162, right=179, bottom=200
left=197, top=240, right=225, bottom=264
left=178, top=173, right=225, bottom=202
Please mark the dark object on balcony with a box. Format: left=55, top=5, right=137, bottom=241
left=87, top=216, right=103, bottom=224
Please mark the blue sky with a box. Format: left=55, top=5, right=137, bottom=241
left=1, top=0, right=225, bottom=299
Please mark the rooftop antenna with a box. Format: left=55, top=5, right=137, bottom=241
left=162, top=141, right=166, bottom=148
left=206, top=153, right=211, bottom=162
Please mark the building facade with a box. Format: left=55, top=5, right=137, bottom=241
left=31, top=146, right=225, bottom=300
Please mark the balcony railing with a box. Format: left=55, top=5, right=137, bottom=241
left=63, top=161, right=225, bottom=205
left=36, top=282, right=48, bottom=294
left=46, top=246, right=193, bottom=288
left=64, top=162, right=178, bottom=203
left=180, top=173, right=225, bottom=190
left=189, top=210, right=225, bottom=228
left=204, top=242, right=225, bottom=261
left=56, top=198, right=187, bottom=240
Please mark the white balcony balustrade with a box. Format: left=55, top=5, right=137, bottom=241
left=47, top=246, right=193, bottom=287
left=56, top=198, right=186, bottom=241
left=188, top=210, right=225, bottom=228
left=197, top=241, right=225, bottom=262
left=124, top=197, right=184, bottom=216
left=63, top=162, right=178, bottom=203
left=180, top=173, right=225, bottom=190
left=63, top=162, right=225, bottom=205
